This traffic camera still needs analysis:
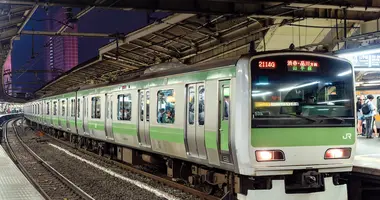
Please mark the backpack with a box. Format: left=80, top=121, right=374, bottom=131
left=362, top=102, right=371, bottom=115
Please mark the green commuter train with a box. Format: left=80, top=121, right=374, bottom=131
left=24, top=51, right=355, bottom=199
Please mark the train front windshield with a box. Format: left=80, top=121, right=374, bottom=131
left=251, top=55, right=354, bottom=128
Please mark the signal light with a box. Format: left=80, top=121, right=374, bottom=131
left=324, top=148, right=351, bottom=159
left=255, top=150, right=285, bottom=162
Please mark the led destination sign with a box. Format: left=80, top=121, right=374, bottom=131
left=287, top=60, right=319, bottom=72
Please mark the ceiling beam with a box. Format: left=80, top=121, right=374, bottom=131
left=99, top=13, right=196, bottom=55
left=20, top=30, right=123, bottom=38
left=16, top=5, right=37, bottom=35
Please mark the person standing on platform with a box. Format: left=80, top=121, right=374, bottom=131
left=357, top=96, right=365, bottom=136
left=362, top=94, right=376, bottom=138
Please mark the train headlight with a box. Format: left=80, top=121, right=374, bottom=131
left=255, top=150, right=285, bottom=162
left=324, top=148, right=351, bottom=159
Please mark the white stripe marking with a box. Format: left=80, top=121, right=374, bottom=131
left=48, top=143, right=180, bottom=200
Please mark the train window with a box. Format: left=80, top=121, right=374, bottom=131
left=188, top=86, right=195, bottom=125
left=222, top=87, right=230, bottom=121
left=70, top=99, right=75, bottom=117
left=118, top=94, right=132, bottom=121
left=46, top=102, right=50, bottom=115
left=77, top=99, right=80, bottom=118
left=198, top=86, right=205, bottom=125
left=37, top=104, right=40, bottom=115
left=53, top=101, right=57, bottom=116
left=91, top=96, right=101, bottom=119
left=377, top=96, right=380, bottom=113
left=157, top=89, right=175, bottom=124
left=61, top=100, right=66, bottom=117
left=140, top=92, right=144, bottom=121
left=146, top=91, right=150, bottom=122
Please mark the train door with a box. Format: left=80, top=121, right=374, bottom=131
left=185, top=83, right=207, bottom=159
left=138, top=90, right=151, bottom=147
left=83, top=96, right=90, bottom=135
left=105, top=94, right=114, bottom=140
left=218, top=80, right=233, bottom=163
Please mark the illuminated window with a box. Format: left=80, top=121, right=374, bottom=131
left=117, top=94, right=131, bottom=121
left=91, top=96, right=101, bottom=119
left=157, top=89, right=175, bottom=124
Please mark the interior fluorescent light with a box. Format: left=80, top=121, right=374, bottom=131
left=278, top=81, right=320, bottom=92
left=337, top=70, right=352, bottom=76
left=317, top=99, right=350, bottom=104
left=252, top=90, right=261, bottom=93
left=337, top=48, right=380, bottom=58
left=252, top=92, right=273, bottom=97
left=256, top=83, right=269, bottom=86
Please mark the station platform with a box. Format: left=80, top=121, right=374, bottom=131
left=0, top=145, right=44, bottom=200
left=354, top=136, right=380, bottom=175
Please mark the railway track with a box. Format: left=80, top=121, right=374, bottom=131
left=30, top=125, right=220, bottom=200
left=3, top=119, right=94, bottom=200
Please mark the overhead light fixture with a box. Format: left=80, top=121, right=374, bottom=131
left=252, top=92, right=273, bottom=97
left=354, top=68, right=380, bottom=71
left=337, top=48, right=380, bottom=58
left=367, top=80, right=380, bottom=84
left=337, top=70, right=352, bottom=76
left=362, top=83, right=380, bottom=87
left=252, top=90, right=261, bottom=93
left=278, top=81, right=320, bottom=92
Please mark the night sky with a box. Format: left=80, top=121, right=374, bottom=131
left=11, top=6, right=168, bottom=94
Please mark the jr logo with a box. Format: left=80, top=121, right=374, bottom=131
left=342, top=133, right=352, bottom=140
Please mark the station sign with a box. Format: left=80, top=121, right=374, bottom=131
left=343, top=53, right=380, bottom=68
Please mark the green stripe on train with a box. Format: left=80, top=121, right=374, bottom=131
left=251, top=127, right=355, bottom=147
left=88, top=121, right=105, bottom=131
left=150, top=126, right=184, bottom=144
left=112, top=123, right=137, bottom=136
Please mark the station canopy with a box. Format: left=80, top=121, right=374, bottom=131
left=0, top=4, right=35, bottom=102
left=2, top=0, right=378, bottom=98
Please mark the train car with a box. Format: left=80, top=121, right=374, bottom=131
left=24, top=51, right=355, bottom=200
left=356, top=89, right=380, bottom=132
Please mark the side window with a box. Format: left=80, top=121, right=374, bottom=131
left=146, top=91, right=150, bottom=122
left=53, top=101, right=57, bottom=116
left=37, top=104, right=39, bottom=115
left=157, top=89, right=175, bottom=124
left=198, top=86, right=205, bottom=125
left=91, top=96, right=101, bottom=119
left=377, top=96, right=380, bottom=113
left=71, top=99, right=76, bottom=117
left=46, top=102, right=50, bottom=115
left=117, top=94, right=132, bottom=121
left=61, top=100, right=66, bottom=117
left=188, top=87, right=195, bottom=125
left=77, top=99, right=80, bottom=118
left=222, top=87, right=230, bottom=120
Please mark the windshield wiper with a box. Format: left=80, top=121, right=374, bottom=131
left=316, top=115, right=345, bottom=123
left=281, top=113, right=318, bottom=122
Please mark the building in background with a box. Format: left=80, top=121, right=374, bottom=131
left=3, top=54, right=12, bottom=95
left=45, top=8, right=78, bottom=82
